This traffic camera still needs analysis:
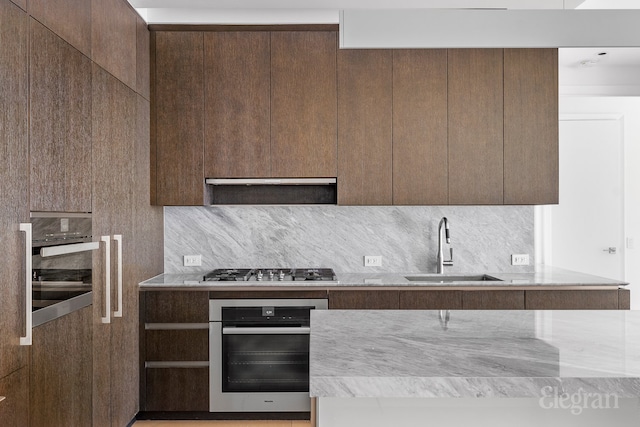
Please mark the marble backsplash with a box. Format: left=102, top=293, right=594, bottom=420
left=164, top=205, right=535, bottom=274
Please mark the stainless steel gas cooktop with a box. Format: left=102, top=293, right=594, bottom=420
left=203, top=268, right=338, bottom=284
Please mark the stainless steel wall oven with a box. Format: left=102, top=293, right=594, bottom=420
left=30, top=212, right=97, bottom=327
left=209, top=298, right=328, bottom=413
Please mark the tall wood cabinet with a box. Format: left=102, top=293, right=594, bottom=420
left=29, top=19, right=92, bottom=213
left=0, top=1, right=29, bottom=424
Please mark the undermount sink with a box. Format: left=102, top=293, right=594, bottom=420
left=404, top=274, right=503, bottom=283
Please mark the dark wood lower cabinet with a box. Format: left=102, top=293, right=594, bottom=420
left=525, top=290, right=620, bottom=310
left=329, top=290, right=399, bottom=309
left=0, top=367, right=29, bottom=427
left=145, top=368, right=209, bottom=412
left=462, top=290, right=525, bottom=310
left=619, top=288, right=631, bottom=309
left=30, top=307, right=92, bottom=427
left=399, top=290, right=463, bottom=309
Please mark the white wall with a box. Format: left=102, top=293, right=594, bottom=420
left=560, top=96, right=640, bottom=309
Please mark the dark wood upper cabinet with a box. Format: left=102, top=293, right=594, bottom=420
left=136, top=16, right=151, bottom=101
left=204, top=32, right=271, bottom=178
left=448, top=49, right=504, bottom=205
left=271, top=31, right=337, bottom=178
left=29, top=0, right=91, bottom=57
left=0, top=0, right=29, bottom=381
left=154, top=31, right=205, bottom=206
left=504, top=49, right=559, bottom=205
left=30, top=19, right=92, bottom=213
left=392, top=50, right=448, bottom=205
left=337, top=49, right=393, bottom=205
left=92, top=0, right=137, bottom=90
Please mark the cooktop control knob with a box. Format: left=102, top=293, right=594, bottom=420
left=278, top=270, right=285, bottom=281
left=268, top=270, right=274, bottom=280
left=256, top=270, right=263, bottom=281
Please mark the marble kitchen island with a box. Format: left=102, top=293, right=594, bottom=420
left=309, top=310, right=640, bottom=427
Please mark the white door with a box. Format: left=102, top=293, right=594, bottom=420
left=544, top=117, right=624, bottom=281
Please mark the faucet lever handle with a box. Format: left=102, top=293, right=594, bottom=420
left=444, top=248, right=454, bottom=266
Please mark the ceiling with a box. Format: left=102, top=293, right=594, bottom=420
left=128, top=0, right=640, bottom=95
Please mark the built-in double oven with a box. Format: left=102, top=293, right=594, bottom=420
left=209, top=298, right=328, bottom=413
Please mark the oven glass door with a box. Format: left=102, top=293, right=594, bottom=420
left=222, top=331, right=309, bottom=393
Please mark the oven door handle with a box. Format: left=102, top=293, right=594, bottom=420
left=222, top=327, right=310, bottom=335
left=40, top=241, right=100, bottom=258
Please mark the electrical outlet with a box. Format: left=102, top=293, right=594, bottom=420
left=364, top=256, right=382, bottom=267
left=511, top=254, right=530, bottom=266
left=183, top=255, right=202, bottom=267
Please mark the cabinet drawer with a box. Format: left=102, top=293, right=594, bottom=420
left=144, top=291, right=209, bottom=323
left=525, top=290, right=619, bottom=310
left=145, top=329, right=208, bottom=362
left=329, top=290, right=399, bottom=309
left=462, top=290, right=525, bottom=309
left=399, top=290, right=463, bottom=309
left=145, top=367, right=209, bottom=411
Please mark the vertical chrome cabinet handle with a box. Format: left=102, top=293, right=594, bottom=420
left=101, top=236, right=111, bottom=324
left=19, top=223, right=32, bottom=346
left=113, top=234, right=123, bottom=318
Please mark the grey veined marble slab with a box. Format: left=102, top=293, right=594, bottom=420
left=309, top=310, right=640, bottom=399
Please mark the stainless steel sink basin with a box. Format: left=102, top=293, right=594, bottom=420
left=404, top=274, right=502, bottom=283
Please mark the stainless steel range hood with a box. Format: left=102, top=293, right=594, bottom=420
left=204, top=178, right=337, bottom=205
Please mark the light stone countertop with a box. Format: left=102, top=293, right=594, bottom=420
left=309, top=310, right=640, bottom=399
left=138, top=265, right=627, bottom=290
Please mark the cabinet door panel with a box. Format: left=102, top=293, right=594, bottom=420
left=393, top=49, right=448, bottom=205
left=29, top=0, right=91, bottom=57
left=271, top=31, right=337, bottom=178
left=154, top=32, right=204, bottom=205
left=504, top=48, right=559, bottom=205
left=30, top=307, right=92, bottom=427
left=30, top=19, right=92, bottom=213
left=145, top=368, right=209, bottom=411
left=0, top=367, right=29, bottom=426
left=91, top=0, right=137, bottom=90
left=399, top=290, right=463, bottom=309
left=525, top=290, right=619, bottom=310
left=204, top=32, right=271, bottom=178
left=329, top=290, right=399, bottom=309
left=338, top=49, right=392, bottom=205
left=448, top=49, right=504, bottom=205
left=0, top=0, right=29, bottom=380
left=462, top=290, right=524, bottom=309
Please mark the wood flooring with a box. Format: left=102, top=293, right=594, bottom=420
left=134, top=421, right=310, bottom=427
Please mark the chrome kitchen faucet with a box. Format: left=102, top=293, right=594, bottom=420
left=437, top=217, right=454, bottom=274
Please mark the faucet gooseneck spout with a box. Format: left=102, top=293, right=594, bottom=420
left=437, top=217, right=453, bottom=274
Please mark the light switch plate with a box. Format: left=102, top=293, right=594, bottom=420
left=364, top=255, right=382, bottom=267
left=511, top=254, right=530, bottom=266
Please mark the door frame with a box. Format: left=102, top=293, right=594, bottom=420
left=535, top=113, right=626, bottom=280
